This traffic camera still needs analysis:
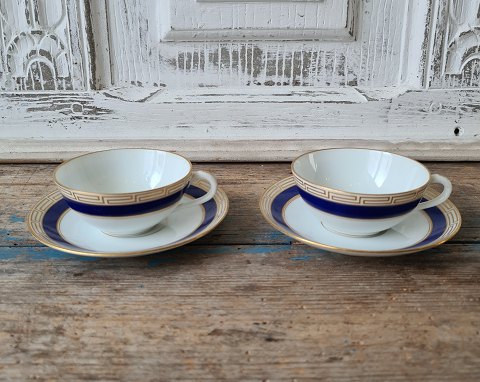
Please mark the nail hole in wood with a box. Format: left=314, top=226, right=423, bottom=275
left=71, top=102, right=83, bottom=114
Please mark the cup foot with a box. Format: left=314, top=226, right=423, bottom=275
left=102, top=222, right=166, bottom=238
left=321, top=222, right=387, bottom=238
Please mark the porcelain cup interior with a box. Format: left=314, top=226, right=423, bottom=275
left=54, top=149, right=195, bottom=237
left=292, top=149, right=450, bottom=237
left=55, top=149, right=191, bottom=194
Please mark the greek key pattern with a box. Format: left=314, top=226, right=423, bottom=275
left=430, top=188, right=462, bottom=243
left=57, top=178, right=190, bottom=206
left=28, top=191, right=61, bottom=244
left=27, top=183, right=230, bottom=257
left=259, top=177, right=462, bottom=256
left=197, top=179, right=229, bottom=219
left=293, top=174, right=428, bottom=206
left=260, top=177, right=295, bottom=225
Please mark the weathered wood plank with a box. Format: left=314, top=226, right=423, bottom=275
left=1, top=162, right=479, bottom=247
left=3, top=139, right=480, bottom=163
left=0, top=161, right=479, bottom=380
left=0, top=244, right=479, bottom=381
left=98, top=0, right=422, bottom=88
left=1, top=89, right=479, bottom=161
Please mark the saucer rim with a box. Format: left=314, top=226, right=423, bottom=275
left=27, top=180, right=229, bottom=258
left=259, top=176, right=462, bottom=256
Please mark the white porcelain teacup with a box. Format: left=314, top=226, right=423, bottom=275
left=54, top=149, right=217, bottom=237
left=292, top=148, right=452, bottom=237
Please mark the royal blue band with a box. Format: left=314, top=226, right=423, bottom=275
left=298, top=188, right=420, bottom=220
left=270, top=186, right=446, bottom=250
left=64, top=187, right=187, bottom=217
left=43, top=185, right=217, bottom=252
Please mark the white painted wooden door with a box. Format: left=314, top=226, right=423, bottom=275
left=0, top=0, right=479, bottom=161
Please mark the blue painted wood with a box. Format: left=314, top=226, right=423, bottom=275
left=0, top=243, right=476, bottom=265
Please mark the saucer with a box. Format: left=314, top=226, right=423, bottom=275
left=260, top=177, right=461, bottom=257
left=27, top=180, right=229, bottom=258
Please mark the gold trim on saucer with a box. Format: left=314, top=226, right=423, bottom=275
left=27, top=180, right=229, bottom=258
left=259, top=176, right=462, bottom=257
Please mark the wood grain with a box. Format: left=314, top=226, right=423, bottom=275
left=1, top=162, right=479, bottom=248
left=1, top=162, right=479, bottom=381
left=0, top=244, right=479, bottom=381
left=1, top=89, right=480, bottom=162
left=98, top=0, right=417, bottom=88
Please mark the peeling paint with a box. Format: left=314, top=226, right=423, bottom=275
left=9, top=214, right=24, bottom=223
left=0, top=247, right=99, bottom=261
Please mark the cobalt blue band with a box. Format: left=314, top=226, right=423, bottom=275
left=64, top=187, right=187, bottom=217
left=297, top=188, right=421, bottom=220
left=270, top=186, right=446, bottom=250
left=43, top=185, right=216, bottom=252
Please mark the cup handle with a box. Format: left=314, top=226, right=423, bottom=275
left=416, top=174, right=452, bottom=211
left=176, top=170, right=217, bottom=210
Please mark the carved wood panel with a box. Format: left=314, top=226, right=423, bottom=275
left=0, top=0, right=90, bottom=91
left=427, top=0, right=480, bottom=88
left=161, top=0, right=356, bottom=42
left=0, top=0, right=479, bottom=162
left=98, top=0, right=421, bottom=89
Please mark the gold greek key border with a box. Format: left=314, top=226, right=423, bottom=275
left=27, top=192, right=64, bottom=248
left=259, top=177, right=461, bottom=256
left=27, top=180, right=229, bottom=258
left=293, top=173, right=428, bottom=206
left=53, top=148, right=193, bottom=206
left=56, top=176, right=189, bottom=206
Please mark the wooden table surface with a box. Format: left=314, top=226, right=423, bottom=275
left=0, top=162, right=479, bottom=381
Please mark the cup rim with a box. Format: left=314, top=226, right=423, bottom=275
left=291, top=147, right=432, bottom=197
left=53, top=148, right=193, bottom=198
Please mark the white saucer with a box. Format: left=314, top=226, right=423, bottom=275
left=28, top=180, right=229, bottom=258
left=260, top=177, right=462, bottom=257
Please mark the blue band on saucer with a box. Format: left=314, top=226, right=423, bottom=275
left=182, top=186, right=217, bottom=240
left=64, top=187, right=187, bottom=217
left=43, top=185, right=216, bottom=250
left=43, top=198, right=80, bottom=250
left=297, top=188, right=421, bottom=220
left=271, top=186, right=448, bottom=250
left=409, top=200, right=446, bottom=248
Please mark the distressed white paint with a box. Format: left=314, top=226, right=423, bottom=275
left=0, top=0, right=479, bottom=162
left=100, top=0, right=417, bottom=88
left=0, top=88, right=479, bottom=161
left=161, top=0, right=354, bottom=42
left=0, top=0, right=90, bottom=91
left=445, top=0, right=480, bottom=73
left=144, top=86, right=367, bottom=103
left=4, top=139, right=478, bottom=163
left=427, top=0, right=480, bottom=88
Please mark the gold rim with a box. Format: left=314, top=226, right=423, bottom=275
left=259, top=177, right=462, bottom=256
left=290, top=148, right=433, bottom=199
left=27, top=181, right=229, bottom=258
left=53, top=148, right=193, bottom=199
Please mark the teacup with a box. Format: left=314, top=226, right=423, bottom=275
left=292, top=148, right=452, bottom=237
left=54, top=148, right=217, bottom=237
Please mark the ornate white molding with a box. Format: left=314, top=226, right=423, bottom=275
left=0, top=0, right=89, bottom=91
left=160, top=0, right=358, bottom=42
left=444, top=0, right=480, bottom=74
